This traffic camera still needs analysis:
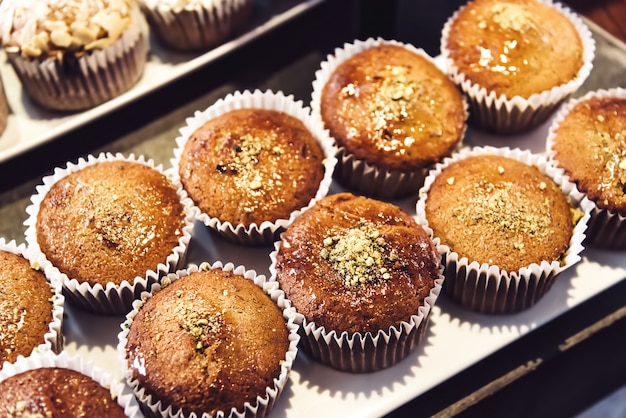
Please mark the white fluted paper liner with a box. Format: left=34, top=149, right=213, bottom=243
left=268, top=240, right=444, bottom=373
left=440, top=0, right=595, bottom=135
left=139, top=0, right=253, bottom=51
left=117, top=261, right=300, bottom=418
left=0, top=238, right=64, bottom=359
left=546, top=87, right=626, bottom=250
left=0, top=350, right=141, bottom=417
left=171, top=89, right=338, bottom=245
left=24, top=152, right=196, bottom=315
left=5, top=4, right=147, bottom=112
left=416, top=146, right=594, bottom=314
left=310, top=37, right=468, bottom=198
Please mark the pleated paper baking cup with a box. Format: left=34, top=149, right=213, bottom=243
left=118, top=261, right=300, bottom=418
left=440, top=0, right=595, bottom=135
left=416, top=146, right=594, bottom=314
left=310, top=37, right=468, bottom=199
left=0, top=238, right=64, bottom=361
left=4, top=4, right=147, bottom=112
left=24, top=152, right=195, bottom=315
left=0, top=350, right=142, bottom=417
left=172, top=89, right=338, bottom=246
left=139, top=0, right=253, bottom=51
left=546, top=87, right=626, bottom=249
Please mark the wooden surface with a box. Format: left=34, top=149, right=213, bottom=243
left=566, top=0, right=626, bottom=44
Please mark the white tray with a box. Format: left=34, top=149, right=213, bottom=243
left=62, top=116, right=626, bottom=418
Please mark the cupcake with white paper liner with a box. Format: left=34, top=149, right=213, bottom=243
left=118, top=261, right=300, bottom=418
left=138, top=0, right=254, bottom=52
left=0, top=238, right=64, bottom=365
left=172, top=89, right=337, bottom=246
left=546, top=87, right=626, bottom=250
left=24, top=152, right=195, bottom=315
left=416, top=146, right=593, bottom=314
left=0, top=0, right=148, bottom=112
left=440, top=0, right=595, bottom=135
left=310, top=37, right=468, bottom=199
left=269, top=192, right=444, bottom=373
left=0, top=350, right=141, bottom=417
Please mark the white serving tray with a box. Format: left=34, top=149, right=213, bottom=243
left=62, top=115, right=626, bottom=418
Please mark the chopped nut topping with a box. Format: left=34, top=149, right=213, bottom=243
left=497, top=165, right=505, bottom=174
left=447, top=176, right=455, bottom=185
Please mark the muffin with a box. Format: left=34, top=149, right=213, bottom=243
left=0, top=0, right=148, bottom=112
left=270, top=192, right=443, bottom=373
left=118, top=262, right=299, bottom=418
left=172, top=89, right=337, bottom=245
left=310, top=38, right=468, bottom=198
left=0, top=238, right=64, bottom=365
left=0, top=350, right=141, bottom=417
left=546, top=87, right=626, bottom=249
left=24, top=153, right=195, bottom=315
left=416, top=146, right=593, bottom=314
left=441, top=0, right=595, bottom=134
left=138, top=0, right=254, bottom=51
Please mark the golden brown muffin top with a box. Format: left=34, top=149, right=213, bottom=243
left=0, top=367, right=127, bottom=417
left=444, top=0, right=583, bottom=99
left=274, top=192, right=440, bottom=334
left=36, top=160, right=186, bottom=287
left=178, top=108, right=326, bottom=226
left=0, top=250, right=54, bottom=364
left=125, top=269, right=289, bottom=416
left=425, top=154, right=576, bottom=271
left=320, top=44, right=466, bottom=172
left=551, top=96, right=626, bottom=214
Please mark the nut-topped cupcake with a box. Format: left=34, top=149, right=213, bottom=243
left=0, top=0, right=148, bottom=111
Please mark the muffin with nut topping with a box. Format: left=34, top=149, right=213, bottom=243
left=0, top=0, right=148, bottom=111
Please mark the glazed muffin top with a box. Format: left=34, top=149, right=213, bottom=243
left=124, top=268, right=290, bottom=416
left=274, top=192, right=440, bottom=334
left=320, top=43, right=467, bottom=172
left=550, top=95, right=626, bottom=214
left=0, top=250, right=54, bottom=364
left=424, top=154, right=577, bottom=272
left=0, top=0, right=134, bottom=58
left=178, top=107, right=326, bottom=227
left=35, top=160, right=187, bottom=287
left=443, top=0, right=584, bottom=99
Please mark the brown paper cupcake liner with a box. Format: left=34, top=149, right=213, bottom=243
left=171, top=89, right=338, bottom=245
left=5, top=5, right=148, bottom=112
left=310, top=37, right=468, bottom=199
left=118, top=261, right=300, bottom=418
left=24, top=152, right=196, bottom=315
left=269, top=240, right=444, bottom=373
left=140, top=0, right=253, bottom=51
left=0, top=350, right=142, bottom=417
left=546, top=87, right=626, bottom=250
left=0, top=238, right=65, bottom=358
left=416, top=146, right=594, bottom=314
left=440, top=0, right=595, bottom=135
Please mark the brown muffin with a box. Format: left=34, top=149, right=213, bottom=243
left=547, top=88, right=626, bottom=248
left=0, top=249, right=56, bottom=364
left=122, top=266, right=293, bottom=417
left=0, top=367, right=127, bottom=417
left=312, top=39, right=467, bottom=197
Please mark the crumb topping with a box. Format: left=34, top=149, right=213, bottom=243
left=490, top=3, right=535, bottom=32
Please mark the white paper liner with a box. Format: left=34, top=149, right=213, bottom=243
left=0, top=238, right=64, bottom=361
left=171, top=89, right=338, bottom=245
left=0, top=74, right=8, bottom=135
left=139, top=0, right=253, bottom=51
left=310, top=37, right=468, bottom=199
left=5, top=4, right=148, bottom=112
left=440, top=0, right=595, bottom=135
left=117, top=261, right=300, bottom=418
left=24, top=152, right=196, bottom=315
left=268, top=237, right=445, bottom=373
left=416, top=146, right=594, bottom=314
left=0, top=350, right=142, bottom=417
left=546, top=87, right=626, bottom=250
